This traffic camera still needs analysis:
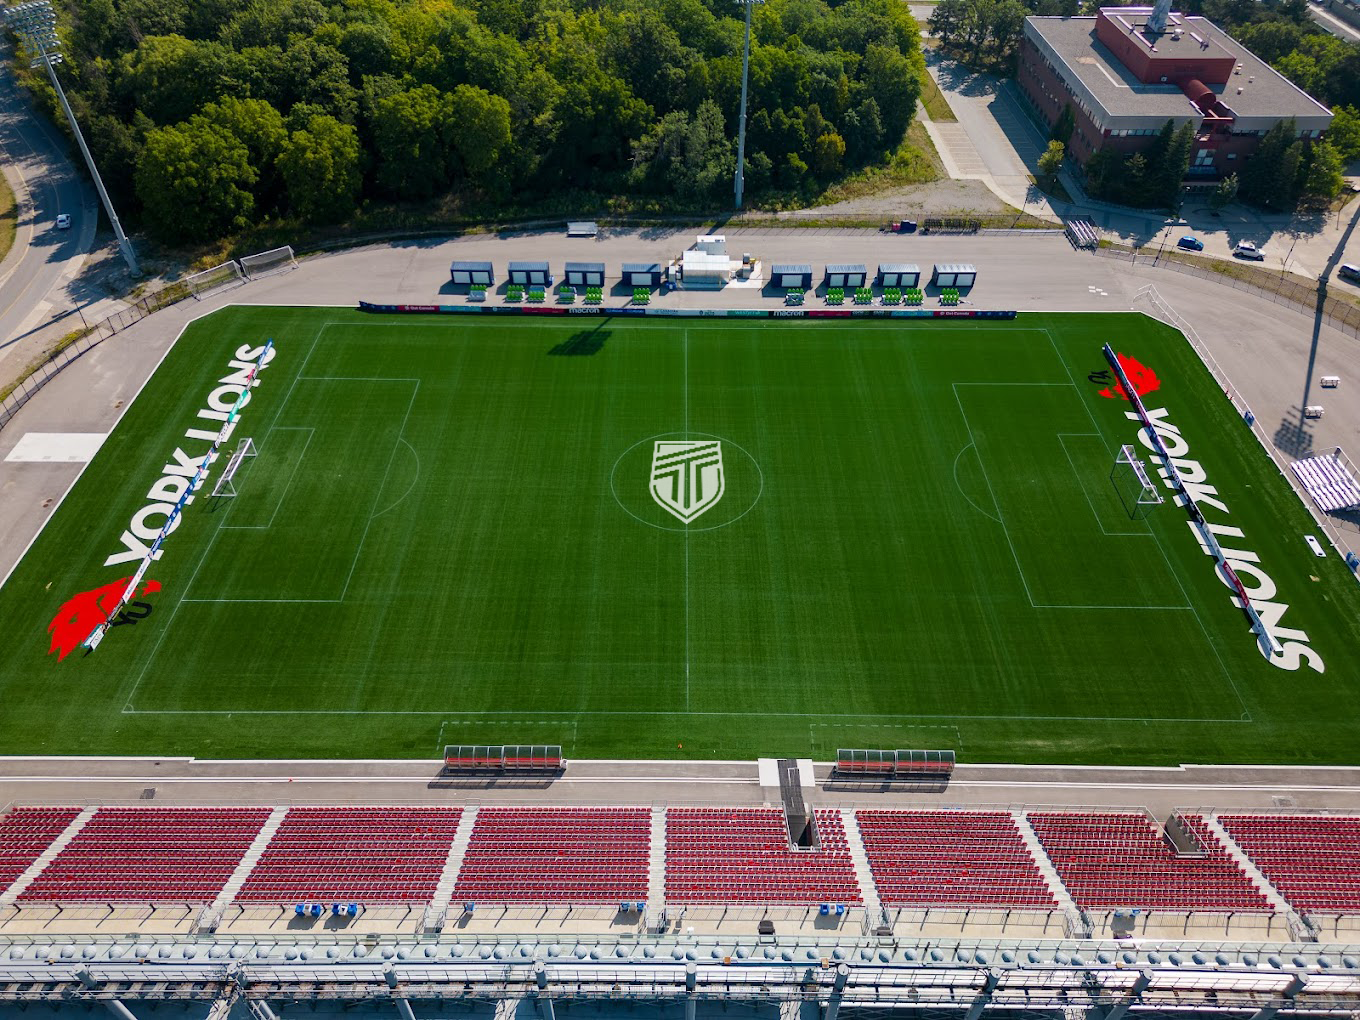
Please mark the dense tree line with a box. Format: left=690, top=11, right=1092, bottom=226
left=20, top=0, right=925, bottom=244
left=928, top=0, right=1079, bottom=69
left=1083, top=120, right=1196, bottom=210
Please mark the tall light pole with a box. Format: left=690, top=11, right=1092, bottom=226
left=5, top=0, right=139, bottom=275
left=733, top=0, right=763, bottom=210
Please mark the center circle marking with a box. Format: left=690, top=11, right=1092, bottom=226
left=609, top=432, right=764, bottom=532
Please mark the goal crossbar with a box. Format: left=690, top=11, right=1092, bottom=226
left=211, top=438, right=256, bottom=498
left=1116, top=444, right=1163, bottom=505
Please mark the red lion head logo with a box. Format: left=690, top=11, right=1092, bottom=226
left=1098, top=353, right=1161, bottom=401
left=47, top=576, right=161, bottom=661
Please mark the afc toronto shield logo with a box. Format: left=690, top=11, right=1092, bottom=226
left=650, top=441, right=724, bottom=523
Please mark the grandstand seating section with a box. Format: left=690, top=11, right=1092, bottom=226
left=1218, top=814, right=1360, bottom=914
left=20, top=808, right=270, bottom=903
left=0, top=807, right=80, bottom=894
left=236, top=807, right=462, bottom=903
left=1027, top=811, right=1271, bottom=911
left=857, top=811, right=1056, bottom=908
left=454, top=808, right=649, bottom=903
left=8, top=804, right=1360, bottom=915
left=666, top=808, right=861, bottom=904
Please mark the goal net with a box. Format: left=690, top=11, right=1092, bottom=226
left=1112, top=444, right=1163, bottom=518
left=239, top=245, right=298, bottom=281
left=185, top=260, right=245, bottom=298
left=211, top=437, right=256, bottom=498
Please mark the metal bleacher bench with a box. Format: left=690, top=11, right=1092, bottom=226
left=567, top=221, right=599, bottom=238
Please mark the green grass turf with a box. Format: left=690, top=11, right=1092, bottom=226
left=2, top=307, right=1358, bottom=763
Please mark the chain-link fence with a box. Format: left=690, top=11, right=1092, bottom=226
left=1094, top=245, right=1360, bottom=339
left=0, top=259, right=254, bottom=432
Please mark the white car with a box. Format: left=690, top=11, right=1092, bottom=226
left=1234, top=240, right=1265, bottom=261
left=55, top=214, right=72, bottom=230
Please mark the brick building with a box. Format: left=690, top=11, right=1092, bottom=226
left=1017, top=4, right=1332, bottom=181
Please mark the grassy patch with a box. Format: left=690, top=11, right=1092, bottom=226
left=811, top=124, right=944, bottom=207
left=0, top=172, right=16, bottom=267
left=919, top=72, right=957, bottom=122
left=3, top=309, right=1357, bottom=763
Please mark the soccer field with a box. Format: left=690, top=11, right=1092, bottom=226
left=3, top=306, right=1358, bottom=763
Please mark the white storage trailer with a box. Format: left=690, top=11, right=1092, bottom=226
left=931, top=263, right=976, bottom=288
left=563, top=262, right=606, bottom=287
left=449, top=261, right=494, bottom=286
left=877, top=264, right=920, bottom=288
left=771, top=264, right=813, bottom=289
left=824, top=264, right=867, bottom=288
left=622, top=263, right=664, bottom=287
left=507, top=261, right=552, bottom=286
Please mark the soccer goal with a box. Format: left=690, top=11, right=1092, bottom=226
left=1111, top=444, right=1164, bottom=518
left=210, top=437, right=256, bottom=498
left=184, top=260, right=245, bottom=299
left=239, top=245, right=298, bottom=281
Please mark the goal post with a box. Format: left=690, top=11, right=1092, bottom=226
left=211, top=437, right=256, bottom=498
left=1111, top=444, right=1163, bottom=518
left=239, top=246, right=297, bottom=281
left=185, top=260, right=245, bottom=298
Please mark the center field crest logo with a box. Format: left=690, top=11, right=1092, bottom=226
left=650, top=441, right=724, bottom=523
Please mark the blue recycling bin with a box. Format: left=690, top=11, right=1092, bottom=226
left=835, top=904, right=845, bottom=916
left=310, top=904, right=323, bottom=917
left=819, top=903, right=830, bottom=916
left=347, top=903, right=359, bottom=917
left=294, top=904, right=306, bottom=915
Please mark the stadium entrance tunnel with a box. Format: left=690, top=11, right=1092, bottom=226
left=610, top=433, right=764, bottom=532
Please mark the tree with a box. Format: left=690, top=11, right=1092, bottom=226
left=135, top=121, right=256, bottom=242
left=1326, top=105, right=1360, bottom=164
left=813, top=131, right=847, bottom=179
left=1052, top=104, right=1075, bottom=146
left=444, top=85, right=512, bottom=185
left=278, top=114, right=362, bottom=221
left=1038, top=139, right=1064, bottom=178
left=1210, top=172, right=1239, bottom=211
left=369, top=84, right=451, bottom=198
left=860, top=43, right=922, bottom=147
left=1303, top=139, right=1345, bottom=200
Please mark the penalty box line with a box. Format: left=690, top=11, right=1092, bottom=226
left=121, top=319, right=416, bottom=710
left=1040, top=328, right=1254, bottom=724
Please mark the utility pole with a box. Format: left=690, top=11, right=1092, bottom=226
left=5, top=0, right=140, bottom=275
left=733, top=0, right=764, bottom=210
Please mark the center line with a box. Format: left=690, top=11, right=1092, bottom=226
left=684, top=329, right=690, bottom=712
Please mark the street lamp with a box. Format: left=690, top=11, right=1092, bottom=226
left=733, top=0, right=764, bottom=210
left=5, top=0, right=139, bottom=275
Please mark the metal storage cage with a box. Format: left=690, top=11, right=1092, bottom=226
left=563, top=262, right=606, bottom=287
left=877, top=263, right=920, bottom=288
left=449, top=261, right=494, bottom=286
left=507, top=261, right=552, bottom=286
left=621, top=263, right=664, bottom=287
left=931, top=263, right=977, bottom=288
left=770, top=264, right=813, bottom=289
left=824, top=264, right=867, bottom=288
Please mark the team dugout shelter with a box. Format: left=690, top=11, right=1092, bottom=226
left=931, top=264, right=977, bottom=289
left=563, top=262, right=606, bottom=288
left=770, top=264, right=813, bottom=290
left=449, top=261, right=494, bottom=286
left=878, top=263, right=921, bottom=288
left=507, top=261, right=552, bottom=287
left=823, top=264, right=868, bottom=288
left=621, top=263, right=664, bottom=288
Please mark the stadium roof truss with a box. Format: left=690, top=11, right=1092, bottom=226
left=1, top=938, right=1358, bottom=1015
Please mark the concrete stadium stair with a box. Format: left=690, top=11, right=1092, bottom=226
left=839, top=809, right=882, bottom=916
left=1199, top=814, right=1292, bottom=912
left=1011, top=811, right=1080, bottom=914
left=0, top=806, right=95, bottom=905
left=211, top=806, right=288, bottom=912
left=426, top=806, right=478, bottom=930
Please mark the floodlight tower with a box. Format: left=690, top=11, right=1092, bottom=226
left=5, top=0, right=139, bottom=275
left=733, top=0, right=764, bottom=210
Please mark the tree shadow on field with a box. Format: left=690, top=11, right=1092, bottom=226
left=548, top=325, right=611, bottom=356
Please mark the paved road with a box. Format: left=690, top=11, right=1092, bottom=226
left=0, top=59, right=96, bottom=374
